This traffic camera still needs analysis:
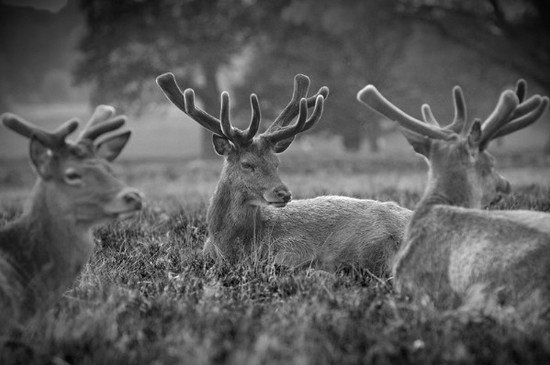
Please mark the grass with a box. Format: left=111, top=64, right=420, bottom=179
left=1, top=151, right=550, bottom=364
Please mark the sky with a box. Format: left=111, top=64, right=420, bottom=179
left=2, top=0, right=67, bottom=12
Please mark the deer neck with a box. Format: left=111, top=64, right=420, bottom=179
left=207, top=169, right=263, bottom=243
left=414, top=167, right=480, bottom=218
left=22, top=180, right=94, bottom=271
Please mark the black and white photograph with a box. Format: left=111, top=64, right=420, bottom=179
left=0, top=0, right=549, bottom=363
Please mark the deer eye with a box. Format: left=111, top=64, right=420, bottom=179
left=64, top=168, right=83, bottom=185
left=240, top=162, right=255, bottom=172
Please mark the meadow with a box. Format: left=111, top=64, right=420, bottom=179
left=0, top=149, right=549, bottom=364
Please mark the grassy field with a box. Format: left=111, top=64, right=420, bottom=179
left=1, top=151, right=550, bottom=364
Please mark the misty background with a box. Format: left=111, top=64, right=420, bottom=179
left=1, top=0, right=549, bottom=161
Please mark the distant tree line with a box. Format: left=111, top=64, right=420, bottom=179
left=71, top=0, right=550, bottom=156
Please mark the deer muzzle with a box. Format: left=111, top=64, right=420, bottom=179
left=105, top=188, right=144, bottom=217
left=263, top=184, right=292, bottom=208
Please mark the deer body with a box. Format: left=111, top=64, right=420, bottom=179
left=395, top=202, right=550, bottom=315
left=358, top=79, right=550, bottom=323
left=0, top=106, right=143, bottom=325
left=157, top=73, right=411, bottom=274
left=0, top=183, right=95, bottom=317
left=206, top=186, right=411, bottom=271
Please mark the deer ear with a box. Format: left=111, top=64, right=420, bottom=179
left=95, top=130, right=131, bottom=161
left=400, top=128, right=431, bottom=157
left=29, top=136, right=54, bottom=179
left=273, top=136, right=295, bottom=153
left=468, top=120, right=482, bottom=150
left=212, top=134, right=233, bottom=155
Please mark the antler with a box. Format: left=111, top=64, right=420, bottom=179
left=156, top=72, right=260, bottom=147
left=415, top=86, right=468, bottom=133
left=77, top=105, right=127, bottom=143
left=156, top=72, right=328, bottom=147
left=2, top=105, right=128, bottom=149
left=357, top=80, right=548, bottom=150
left=1, top=113, right=79, bottom=148
left=490, top=96, right=548, bottom=140
left=479, top=79, right=548, bottom=149
left=264, top=74, right=329, bottom=133
left=261, top=95, right=325, bottom=143
left=356, top=85, right=452, bottom=140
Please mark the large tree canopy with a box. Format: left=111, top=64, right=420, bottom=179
left=398, top=0, right=550, bottom=152
left=232, top=0, right=412, bottom=152
left=75, top=0, right=549, bottom=156
left=75, top=0, right=269, bottom=157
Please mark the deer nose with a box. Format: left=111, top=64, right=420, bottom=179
left=274, top=185, right=292, bottom=203
left=120, top=189, right=143, bottom=210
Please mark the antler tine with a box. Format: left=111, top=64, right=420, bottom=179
left=80, top=104, right=115, bottom=133
left=219, top=91, right=240, bottom=144
left=263, top=98, right=309, bottom=142
left=480, top=90, right=519, bottom=147
left=77, top=105, right=116, bottom=141
left=515, top=79, right=526, bottom=103
left=491, top=96, right=548, bottom=139
left=509, top=94, right=541, bottom=121
left=309, top=86, right=330, bottom=106
left=242, top=93, right=261, bottom=141
left=269, top=74, right=310, bottom=129
left=357, top=85, right=451, bottom=140
left=296, top=94, right=324, bottom=133
left=2, top=113, right=78, bottom=147
left=156, top=72, right=224, bottom=137
left=80, top=116, right=127, bottom=142
left=421, top=104, right=439, bottom=126
left=53, top=118, right=80, bottom=141
left=183, top=89, right=225, bottom=137
left=450, top=86, right=468, bottom=134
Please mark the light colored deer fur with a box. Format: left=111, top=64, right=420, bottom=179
left=358, top=80, right=550, bottom=325
left=157, top=72, right=412, bottom=274
left=206, top=163, right=411, bottom=271
left=0, top=106, right=143, bottom=327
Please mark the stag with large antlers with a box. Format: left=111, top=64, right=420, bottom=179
left=358, top=80, right=549, bottom=325
left=0, top=106, right=143, bottom=328
left=157, top=73, right=412, bottom=272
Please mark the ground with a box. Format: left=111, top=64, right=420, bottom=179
left=0, top=150, right=549, bottom=364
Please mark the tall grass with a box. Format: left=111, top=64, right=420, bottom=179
left=1, top=154, right=549, bottom=364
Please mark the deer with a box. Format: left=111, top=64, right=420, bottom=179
left=0, top=105, right=143, bottom=327
left=357, top=79, right=550, bottom=325
left=156, top=72, right=412, bottom=274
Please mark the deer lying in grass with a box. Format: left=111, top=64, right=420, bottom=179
left=0, top=106, right=143, bottom=326
left=157, top=73, right=412, bottom=273
left=358, top=80, right=549, bottom=324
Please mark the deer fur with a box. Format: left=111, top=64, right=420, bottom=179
left=157, top=72, right=412, bottom=274
left=358, top=80, right=550, bottom=325
left=0, top=106, right=143, bottom=327
left=206, top=168, right=411, bottom=271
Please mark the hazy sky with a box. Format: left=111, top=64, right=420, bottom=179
left=3, top=0, right=67, bottom=12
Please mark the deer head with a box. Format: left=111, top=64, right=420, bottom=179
left=358, top=80, right=549, bottom=208
left=157, top=73, right=329, bottom=207
left=1, top=105, right=143, bottom=226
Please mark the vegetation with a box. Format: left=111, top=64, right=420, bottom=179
left=1, top=152, right=549, bottom=364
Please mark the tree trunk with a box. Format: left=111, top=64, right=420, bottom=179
left=367, top=133, right=380, bottom=153
left=342, top=132, right=363, bottom=152
left=198, top=62, right=221, bottom=159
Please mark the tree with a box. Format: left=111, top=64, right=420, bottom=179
left=75, top=0, right=261, bottom=158
left=75, top=0, right=415, bottom=155
left=233, top=0, right=412, bottom=152
left=0, top=1, right=81, bottom=108
left=397, top=0, right=550, bottom=153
